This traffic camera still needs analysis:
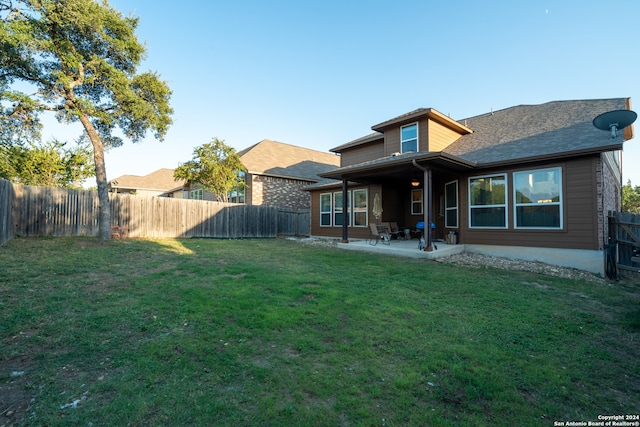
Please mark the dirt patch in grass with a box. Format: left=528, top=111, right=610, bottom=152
left=1, top=374, right=33, bottom=425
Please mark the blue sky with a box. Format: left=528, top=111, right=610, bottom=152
left=42, top=0, right=640, bottom=185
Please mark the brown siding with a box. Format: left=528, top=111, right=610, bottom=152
left=428, top=120, right=463, bottom=152
left=384, top=128, right=400, bottom=156
left=341, top=141, right=385, bottom=167
left=418, top=120, right=428, bottom=152
left=461, top=157, right=601, bottom=250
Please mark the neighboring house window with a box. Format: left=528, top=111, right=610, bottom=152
left=352, top=189, right=368, bottom=227
left=189, top=188, right=203, bottom=200
left=445, top=180, right=458, bottom=228
left=227, top=171, right=246, bottom=203
left=334, top=191, right=351, bottom=226
left=411, top=189, right=423, bottom=215
left=514, top=167, right=562, bottom=229
left=320, top=193, right=332, bottom=226
left=469, top=174, right=507, bottom=228
left=401, top=123, right=418, bottom=153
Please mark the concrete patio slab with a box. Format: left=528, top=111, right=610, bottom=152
left=336, top=238, right=465, bottom=259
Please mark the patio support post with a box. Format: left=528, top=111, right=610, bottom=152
left=412, top=159, right=433, bottom=251
left=424, top=168, right=433, bottom=251
left=341, top=179, right=349, bottom=243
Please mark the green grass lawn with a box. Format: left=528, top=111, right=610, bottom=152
left=1, top=237, right=639, bottom=426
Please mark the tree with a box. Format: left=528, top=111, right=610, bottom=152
left=1, top=0, right=172, bottom=240
left=0, top=138, right=94, bottom=187
left=174, top=138, right=246, bottom=203
left=622, top=180, right=640, bottom=214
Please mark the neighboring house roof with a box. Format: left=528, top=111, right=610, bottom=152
left=238, top=139, right=340, bottom=181
left=109, top=168, right=185, bottom=192
left=445, top=98, right=631, bottom=165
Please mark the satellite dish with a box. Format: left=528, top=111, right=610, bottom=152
left=593, top=110, right=637, bottom=139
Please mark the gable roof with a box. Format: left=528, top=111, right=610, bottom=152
left=238, top=139, right=340, bottom=181
left=445, top=98, right=632, bottom=165
left=330, top=132, right=383, bottom=153
left=109, top=168, right=184, bottom=192
left=371, top=107, right=473, bottom=134
left=317, top=97, right=633, bottom=183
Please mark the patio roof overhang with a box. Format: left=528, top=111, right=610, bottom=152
left=319, top=151, right=477, bottom=184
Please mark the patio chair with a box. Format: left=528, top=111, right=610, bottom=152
left=368, top=223, right=391, bottom=246
left=387, top=222, right=406, bottom=240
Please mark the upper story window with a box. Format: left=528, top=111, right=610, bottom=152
left=401, top=123, right=418, bottom=153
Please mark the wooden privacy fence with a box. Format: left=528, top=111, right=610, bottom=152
left=0, top=180, right=310, bottom=243
left=608, top=211, right=640, bottom=275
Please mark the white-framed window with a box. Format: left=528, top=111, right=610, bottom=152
left=333, top=191, right=351, bottom=227
left=189, top=188, right=203, bottom=200
left=411, top=189, right=423, bottom=215
left=514, top=167, right=562, bottom=229
left=469, top=174, right=507, bottom=228
left=320, top=193, right=332, bottom=226
left=401, top=123, right=418, bottom=153
left=319, top=189, right=368, bottom=227
left=352, top=189, right=368, bottom=227
left=445, top=180, right=458, bottom=228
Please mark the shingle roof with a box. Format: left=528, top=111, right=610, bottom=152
left=445, top=98, right=631, bottom=164
left=329, top=132, right=383, bottom=153
left=109, top=168, right=184, bottom=191
left=238, top=139, right=340, bottom=181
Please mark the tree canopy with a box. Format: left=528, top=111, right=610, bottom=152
left=0, top=138, right=94, bottom=187
left=622, top=180, right=640, bottom=214
left=1, top=0, right=173, bottom=239
left=174, top=138, right=246, bottom=203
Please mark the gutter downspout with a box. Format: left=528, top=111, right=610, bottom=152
left=412, top=159, right=433, bottom=251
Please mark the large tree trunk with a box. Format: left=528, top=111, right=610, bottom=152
left=78, top=114, right=111, bottom=241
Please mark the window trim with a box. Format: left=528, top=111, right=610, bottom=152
left=513, top=167, right=563, bottom=230
left=445, top=180, right=458, bottom=228
left=352, top=188, right=368, bottom=228
left=189, top=188, right=203, bottom=200
left=468, top=173, right=508, bottom=229
left=320, top=192, right=332, bottom=227
left=411, top=188, right=423, bottom=215
left=401, top=122, right=419, bottom=153
left=319, top=188, right=368, bottom=228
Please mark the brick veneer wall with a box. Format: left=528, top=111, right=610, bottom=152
left=249, top=174, right=312, bottom=209
left=597, top=155, right=622, bottom=249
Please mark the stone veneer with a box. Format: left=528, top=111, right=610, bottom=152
left=248, top=174, right=311, bottom=209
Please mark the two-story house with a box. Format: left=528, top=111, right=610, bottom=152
left=306, top=98, right=634, bottom=275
